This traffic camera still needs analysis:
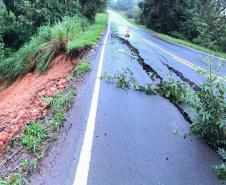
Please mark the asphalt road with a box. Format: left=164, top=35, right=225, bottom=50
left=30, top=11, right=225, bottom=185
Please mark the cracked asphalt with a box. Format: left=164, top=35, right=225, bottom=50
left=30, top=11, right=226, bottom=185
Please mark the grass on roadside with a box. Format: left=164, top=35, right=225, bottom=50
left=0, top=13, right=108, bottom=83
left=67, top=13, right=108, bottom=52
left=0, top=90, right=76, bottom=184
left=119, top=12, right=226, bottom=59
left=75, top=60, right=91, bottom=77
left=21, top=123, right=46, bottom=153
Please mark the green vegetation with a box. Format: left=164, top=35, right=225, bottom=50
left=0, top=0, right=108, bottom=83
left=50, top=90, right=76, bottom=130
left=110, top=0, right=226, bottom=59
left=103, top=68, right=138, bottom=90
left=21, top=123, right=46, bottom=152
left=79, top=0, right=108, bottom=21
left=120, top=14, right=226, bottom=59
left=214, top=163, right=226, bottom=180
left=75, top=61, right=91, bottom=77
left=214, top=148, right=226, bottom=180
left=0, top=0, right=107, bottom=50
left=0, top=0, right=80, bottom=50
left=155, top=78, right=187, bottom=105
left=67, top=13, right=108, bottom=52
left=0, top=1, right=107, bottom=183
left=102, top=61, right=226, bottom=179
left=0, top=90, right=76, bottom=184
left=0, top=173, right=28, bottom=185
left=0, top=61, right=93, bottom=183
left=0, top=13, right=108, bottom=83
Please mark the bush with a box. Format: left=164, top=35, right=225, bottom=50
left=155, top=78, right=187, bottom=105
left=189, top=79, right=225, bottom=148
left=75, top=61, right=91, bottom=77
left=21, top=123, right=46, bottom=152
left=186, top=64, right=226, bottom=148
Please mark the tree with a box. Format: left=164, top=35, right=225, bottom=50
left=79, top=0, right=98, bottom=21
left=138, top=0, right=226, bottom=52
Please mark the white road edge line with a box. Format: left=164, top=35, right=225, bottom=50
left=72, top=23, right=110, bottom=185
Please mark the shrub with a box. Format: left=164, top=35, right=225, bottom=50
left=189, top=78, right=226, bottom=148
left=155, top=78, right=187, bottom=104
left=21, top=123, right=46, bottom=153
left=67, top=13, right=108, bottom=52
left=75, top=61, right=91, bottom=77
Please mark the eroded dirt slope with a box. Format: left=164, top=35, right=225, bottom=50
left=0, top=55, right=77, bottom=152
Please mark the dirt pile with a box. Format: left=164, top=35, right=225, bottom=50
left=0, top=55, right=76, bottom=153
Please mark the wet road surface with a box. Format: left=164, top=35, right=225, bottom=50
left=30, top=11, right=225, bottom=185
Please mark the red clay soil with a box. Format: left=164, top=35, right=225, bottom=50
left=0, top=54, right=77, bottom=153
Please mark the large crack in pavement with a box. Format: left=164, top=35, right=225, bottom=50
left=110, top=31, right=193, bottom=124
left=111, top=32, right=162, bottom=82
left=159, top=57, right=201, bottom=91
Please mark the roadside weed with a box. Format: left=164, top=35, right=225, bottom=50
left=213, top=148, right=226, bottom=180
left=102, top=63, right=225, bottom=180
left=67, top=14, right=108, bottom=52
left=20, top=158, right=38, bottom=173
left=155, top=78, right=188, bottom=104
left=51, top=90, right=76, bottom=111
left=102, top=68, right=138, bottom=90
left=75, top=61, right=91, bottom=77
left=42, top=96, right=54, bottom=106
left=213, top=163, right=226, bottom=180
left=217, top=148, right=226, bottom=161
left=0, top=173, right=28, bottom=185
left=21, top=123, right=46, bottom=153
left=52, top=111, right=65, bottom=130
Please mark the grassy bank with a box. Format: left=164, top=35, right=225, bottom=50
left=0, top=13, right=108, bottom=84
left=119, top=12, right=226, bottom=59
left=67, top=13, right=108, bottom=52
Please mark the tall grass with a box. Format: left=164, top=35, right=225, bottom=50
left=0, top=13, right=108, bottom=83
left=67, top=13, right=108, bottom=52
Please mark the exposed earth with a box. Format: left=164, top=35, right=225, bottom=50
left=0, top=54, right=76, bottom=153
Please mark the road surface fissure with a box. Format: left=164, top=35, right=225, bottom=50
left=109, top=30, right=194, bottom=124
left=111, top=32, right=162, bottom=82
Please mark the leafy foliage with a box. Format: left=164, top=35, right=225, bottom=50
left=155, top=78, right=187, bottom=104
left=213, top=163, right=226, bottom=180
left=137, top=0, right=226, bottom=53
left=50, top=90, right=76, bottom=130
left=0, top=0, right=108, bottom=83
left=186, top=74, right=226, bottom=148
left=75, top=61, right=91, bottom=77
left=0, top=13, right=108, bottom=83
left=0, top=173, right=28, bottom=185
left=21, top=123, right=46, bottom=152
left=214, top=148, right=226, bottom=180
left=67, top=13, right=108, bottom=52
left=79, top=0, right=107, bottom=21
left=113, top=0, right=226, bottom=53
left=103, top=62, right=226, bottom=150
